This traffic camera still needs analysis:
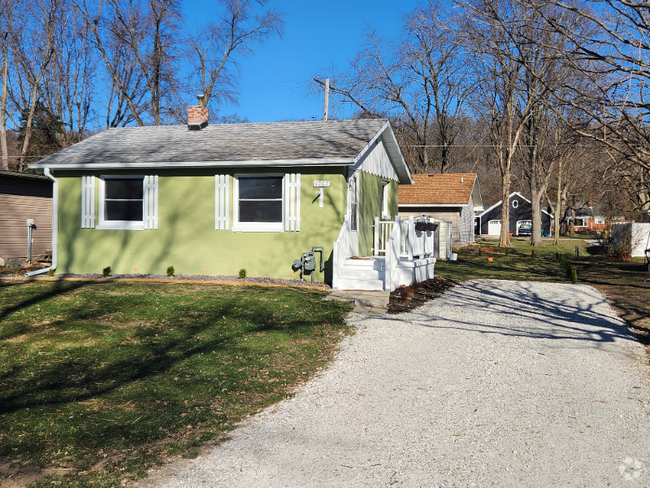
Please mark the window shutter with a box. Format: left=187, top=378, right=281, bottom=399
left=284, top=173, right=300, bottom=232
left=143, top=175, right=159, bottom=230
left=81, top=176, right=95, bottom=228
left=215, top=175, right=230, bottom=230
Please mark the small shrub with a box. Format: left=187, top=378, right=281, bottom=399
left=102, top=266, right=111, bottom=277
left=599, top=225, right=634, bottom=261
left=557, top=254, right=578, bottom=283
left=47, top=268, right=56, bottom=276
left=505, top=247, right=510, bottom=256
left=478, top=248, right=482, bottom=256
left=167, top=266, right=175, bottom=277
left=531, top=249, right=536, bottom=258
left=238, top=268, right=247, bottom=279
left=399, top=284, right=416, bottom=302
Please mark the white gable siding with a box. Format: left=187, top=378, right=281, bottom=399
left=354, top=140, right=399, bottom=182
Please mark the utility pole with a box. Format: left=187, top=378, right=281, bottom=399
left=314, top=78, right=330, bottom=121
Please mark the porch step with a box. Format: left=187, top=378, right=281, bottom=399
left=336, top=257, right=385, bottom=291
left=336, top=278, right=385, bottom=291
left=339, top=267, right=384, bottom=281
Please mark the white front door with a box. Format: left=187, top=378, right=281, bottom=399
left=348, top=174, right=359, bottom=257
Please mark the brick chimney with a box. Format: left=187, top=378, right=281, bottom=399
left=188, top=94, right=208, bottom=130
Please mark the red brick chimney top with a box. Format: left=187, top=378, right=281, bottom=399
left=188, top=94, right=208, bottom=130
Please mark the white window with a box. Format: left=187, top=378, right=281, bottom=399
left=232, top=174, right=300, bottom=232
left=595, top=217, right=605, bottom=225
left=97, top=175, right=158, bottom=230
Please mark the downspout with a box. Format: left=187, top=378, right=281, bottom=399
left=26, top=168, right=57, bottom=277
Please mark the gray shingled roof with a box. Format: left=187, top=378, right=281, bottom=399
left=30, top=119, right=390, bottom=168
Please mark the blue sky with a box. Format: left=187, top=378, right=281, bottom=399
left=184, top=0, right=421, bottom=123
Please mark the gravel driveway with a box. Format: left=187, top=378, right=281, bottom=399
left=135, top=280, right=650, bottom=487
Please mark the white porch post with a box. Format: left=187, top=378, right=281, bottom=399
left=374, top=216, right=380, bottom=256
left=408, top=216, right=415, bottom=261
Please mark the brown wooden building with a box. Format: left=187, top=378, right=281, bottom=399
left=0, top=170, right=52, bottom=264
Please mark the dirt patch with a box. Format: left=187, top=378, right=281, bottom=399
left=387, top=277, right=456, bottom=314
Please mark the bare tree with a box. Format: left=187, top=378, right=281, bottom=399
left=459, top=0, right=537, bottom=247
left=321, top=1, right=470, bottom=174
left=10, top=0, right=61, bottom=170
left=534, top=0, right=650, bottom=215
left=186, top=0, right=283, bottom=114
left=79, top=0, right=181, bottom=126
left=0, top=0, right=17, bottom=170
left=40, top=7, right=96, bottom=145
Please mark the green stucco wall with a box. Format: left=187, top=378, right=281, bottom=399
left=357, top=172, right=398, bottom=257
left=55, top=168, right=349, bottom=283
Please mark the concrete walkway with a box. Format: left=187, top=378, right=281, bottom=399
left=324, top=289, right=390, bottom=315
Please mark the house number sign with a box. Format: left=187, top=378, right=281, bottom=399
left=313, top=181, right=330, bottom=208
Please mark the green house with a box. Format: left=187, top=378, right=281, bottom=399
left=29, top=112, right=438, bottom=290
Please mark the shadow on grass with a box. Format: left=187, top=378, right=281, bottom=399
left=0, top=283, right=339, bottom=415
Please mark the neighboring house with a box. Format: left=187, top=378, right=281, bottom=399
left=29, top=101, right=428, bottom=290
left=0, top=170, right=52, bottom=265
left=478, top=192, right=553, bottom=236
left=569, top=204, right=612, bottom=233
left=398, top=173, right=483, bottom=246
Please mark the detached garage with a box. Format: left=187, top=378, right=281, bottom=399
left=478, top=192, right=553, bottom=236
left=0, top=170, right=53, bottom=265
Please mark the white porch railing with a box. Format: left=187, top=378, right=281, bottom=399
left=332, top=215, right=352, bottom=290
left=374, top=216, right=436, bottom=260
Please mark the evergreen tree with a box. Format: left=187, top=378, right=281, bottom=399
left=17, top=99, right=64, bottom=162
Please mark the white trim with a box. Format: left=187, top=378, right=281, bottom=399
left=30, top=158, right=355, bottom=170
left=81, top=175, right=95, bottom=228
left=232, top=223, right=283, bottom=233
left=215, top=174, right=230, bottom=230
left=143, top=175, right=158, bottom=230
left=284, top=173, right=300, bottom=232
left=399, top=203, right=467, bottom=208
left=351, top=121, right=412, bottom=185
left=353, top=139, right=400, bottom=182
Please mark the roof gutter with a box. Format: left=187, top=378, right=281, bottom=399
left=28, top=157, right=356, bottom=171
left=26, top=168, right=57, bottom=277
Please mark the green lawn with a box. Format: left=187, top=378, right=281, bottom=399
left=435, top=237, right=586, bottom=282
left=0, top=280, right=352, bottom=487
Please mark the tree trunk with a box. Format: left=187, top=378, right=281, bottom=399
left=19, top=79, right=43, bottom=171
left=570, top=207, right=576, bottom=237
left=0, top=39, right=8, bottom=171
left=530, top=184, right=545, bottom=246
left=499, top=168, right=511, bottom=248
left=553, top=159, right=562, bottom=246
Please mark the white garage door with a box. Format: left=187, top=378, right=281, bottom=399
left=488, top=220, right=502, bottom=236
